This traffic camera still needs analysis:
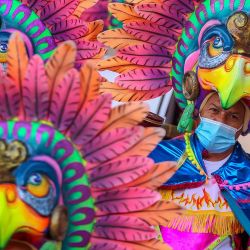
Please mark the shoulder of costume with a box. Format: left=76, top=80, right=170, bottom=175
left=149, top=134, right=206, bottom=190
left=149, top=135, right=185, bottom=162
left=215, top=142, right=250, bottom=235
left=215, top=142, right=250, bottom=186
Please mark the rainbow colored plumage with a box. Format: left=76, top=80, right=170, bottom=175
left=98, top=0, right=250, bottom=125
left=0, top=32, right=181, bottom=249
left=0, top=0, right=106, bottom=68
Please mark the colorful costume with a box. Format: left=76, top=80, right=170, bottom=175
left=0, top=0, right=106, bottom=68
left=0, top=32, right=183, bottom=249
left=150, top=134, right=249, bottom=248
left=99, top=0, right=250, bottom=248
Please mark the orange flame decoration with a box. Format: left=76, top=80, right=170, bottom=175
left=172, top=189, right=229, bottom=210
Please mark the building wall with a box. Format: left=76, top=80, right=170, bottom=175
left=239, top=135, right=250, bottom=153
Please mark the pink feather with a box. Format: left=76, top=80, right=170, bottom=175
left=0, top=65, right=4, bottom=77
left=51, top=18, right=88, bottom=41
left=39, top=0, right=78, bottom=26
left=163, top=0, right=195, bottom=14
left=135, top=3, right=185, bottom=29
left=117, top=44, right=171, bottom=67
left=23, top=55, right=49, bottom=120
left=90, top=238, right=169, bottom=250
left=95, top=187, right=161, bottom=214
left=100, top=82, right=172, bottom=101
left=83, top=126, right=144, bottom=164
left=49, top=68, right=81, bottom=131
left=115, top=68, right=170, bottom=91
left=69, top=94, right=112, bottom=145
left=94, top=215, right=156, bottom=241
left=0, top=76, right=20, bottom=119
left=76, top=40, right=104, bottom=60
left=26, top=0, right=49, bottom=12
left=90, top=239, right=133, bottom=250
left=123, top=21, right=178, bottom=48
left=90, top=156, right=154, bottom=189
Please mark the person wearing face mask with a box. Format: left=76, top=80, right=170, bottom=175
left=149, top=92, right=250, bottom=250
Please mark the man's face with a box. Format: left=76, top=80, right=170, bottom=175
left=200, top=93, right=245, bottom=138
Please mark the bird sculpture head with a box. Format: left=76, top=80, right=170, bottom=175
left=0, top=125, right=88, bottom=249
left=0, top=30, right=179, bottom=250
left=98, top=0, right=250, bottom=133
left=0, top=0, right=106, bottom=68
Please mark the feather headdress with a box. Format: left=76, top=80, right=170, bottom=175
left=0, top=0, right=106, bottom=67
left=98, top=0, right=250, bottom=132
left=1, top=32, right=181, bottom=250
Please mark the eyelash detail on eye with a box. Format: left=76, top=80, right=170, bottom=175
left=199, top=43, right=231, bottom=69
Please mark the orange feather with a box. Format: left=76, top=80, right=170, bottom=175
left=46, top=41, right=76, bottom=91
left=79, top=61, right=100, bottom=106
left=7, top=32, right=29, bottom=94
left=84, top=20, right=104, bottom=41
left=100, top=82, right=171, bottom=101
left=121, top=127, right=166, bottom=158
left=108, top=3, right=143, bottom=23
left=73, top=0, right=99, bottom=17
left=125, top=162, right=177, bottom=189
left=98, top=56, right=144, bottom=73
left=125, top=0, right=162, bottom=4
left=98, top=29, right=143, bottom=49
left=126, top=200, right=182, bottom=226
left=93, top=102, right=149, bottom=139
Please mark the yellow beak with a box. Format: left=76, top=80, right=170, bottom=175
left=0, top=184, right=49, bottom=249
left=198, top=54, right=250, bottom=109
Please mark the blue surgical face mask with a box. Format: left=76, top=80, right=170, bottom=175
left=195, top=116, right=241, bottom=153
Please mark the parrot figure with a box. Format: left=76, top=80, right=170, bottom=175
left=0, top=0, right=106, bottom=69
left=98, top=0, right=250, bottom=132
left=0, top=32, right=180, bottom=250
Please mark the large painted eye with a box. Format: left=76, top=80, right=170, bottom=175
left=213, top=36, right=223, bottom=48
left=0, top=42, right=8, bottom=63
left=207, top=37, right=224, bottom=57
left=27, top=173, right=50, bottom=198
left=199, top=25, right=233, bottom=69
left=0, top=42, right=8, bottom=53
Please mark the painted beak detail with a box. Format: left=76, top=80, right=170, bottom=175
left=0, top=184, right=49, bottom=249
left=198, top=54, right=250, bottom=109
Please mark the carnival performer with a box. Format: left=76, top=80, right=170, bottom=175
left=149, top=92, right=250, bottom=249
